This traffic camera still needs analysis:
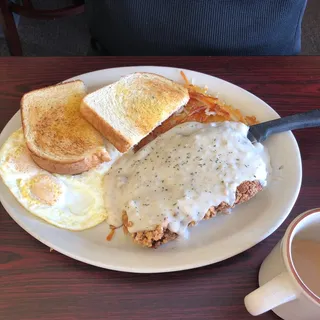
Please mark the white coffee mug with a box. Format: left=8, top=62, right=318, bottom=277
left=244, top=208, right=320, bottom=320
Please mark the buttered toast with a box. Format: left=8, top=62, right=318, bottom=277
left=80, top=72, right=189, bottom=152
left=21, top=80, right=110, bottom=175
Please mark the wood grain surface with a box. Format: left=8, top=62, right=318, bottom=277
left=1, top=57, right=320, bottom=320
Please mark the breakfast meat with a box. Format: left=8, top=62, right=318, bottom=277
left=130, top=180, right=262, bottom=248
left=104, top=121, right=269, bottom=248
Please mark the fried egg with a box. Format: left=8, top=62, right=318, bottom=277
left=0, top=128, right=121, bottom=230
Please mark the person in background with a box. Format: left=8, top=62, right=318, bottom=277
left=86, top=0, right=307, bottom=56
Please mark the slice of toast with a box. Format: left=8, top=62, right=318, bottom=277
left=21, top=80, right=110, bottom=175
left=80, top=72, right=189, bottom=152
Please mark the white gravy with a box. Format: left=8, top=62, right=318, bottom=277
left=104, top=122, right=269, bottom=236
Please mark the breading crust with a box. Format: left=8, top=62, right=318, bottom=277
left=130, top=180, right=263, bottom=248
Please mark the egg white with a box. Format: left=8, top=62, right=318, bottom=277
left=0, top=128, right=121, bottom=230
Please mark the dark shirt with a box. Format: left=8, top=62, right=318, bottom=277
left=86, top=0, right=307, bottom=55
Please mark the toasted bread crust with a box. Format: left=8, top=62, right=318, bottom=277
left=20, top=81, right=82, bottom=159
left=120, top=73, right=189, bottom=137
left=30, top=148, right=111, bottom=175
left=81, top=72, right=189, bottom=152
left=80, top=102, right=131, bottom=153
left=21, top=80, right=110, bottom=174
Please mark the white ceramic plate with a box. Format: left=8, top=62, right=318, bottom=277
left=0, top=66, right=302, bottom=273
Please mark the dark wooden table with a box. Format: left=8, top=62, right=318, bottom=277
left=1, top=57, right=320, bottom=320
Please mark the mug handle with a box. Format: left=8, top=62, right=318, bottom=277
left=244, top=272, right=300, bottom=316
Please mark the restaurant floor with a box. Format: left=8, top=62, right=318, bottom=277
left=0, top=0, right=319, bottom=56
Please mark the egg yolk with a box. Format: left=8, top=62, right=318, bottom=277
left=28, top=174, right=62, bottom=205
left=7, top=145, right=38, bottom=173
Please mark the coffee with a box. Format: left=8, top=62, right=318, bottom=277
left=291, top=239, right=320, bottom=297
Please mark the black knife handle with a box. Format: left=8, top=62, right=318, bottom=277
left=249, top=109, right=320, bottom=143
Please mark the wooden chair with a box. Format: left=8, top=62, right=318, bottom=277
left=0, top=0, right=84, bottom=56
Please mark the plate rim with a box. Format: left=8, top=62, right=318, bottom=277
left=0, top=66, right=302, bottom=273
